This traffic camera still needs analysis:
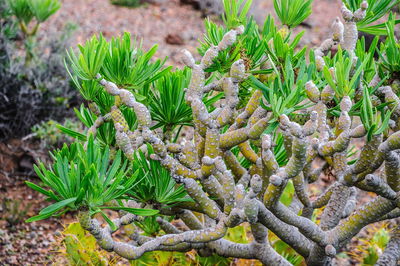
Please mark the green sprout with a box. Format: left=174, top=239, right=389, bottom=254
left=6, top=0, right=61, bottom=62
left=28, top=0, right=60, bottom=22
left=377, top=13, right=400, bottom=79
left=264, top=29, right=307, bottom=69
left=342, top=0, right=400, bottom=35
left=101, top=32, right=171, bottom=90
left=66, top=34, right=108, bottom=80
left=148, top=68, right=192, bottom=134
left=222, top=0, right=252, bottom=29
left=7, top=0, right=61, bottom=34
left=110, top=0, right=141, bottom=8
left=250, top=55, right=312, bottom=131
left=198, top=1, right=276, bottom=74
left=26, top=135, right=158, bottom=227
left=323, top=48, right=368, bottom=99
left=128, top=146, right=191, bottom=206
left=355, top=35, right=380, bottom=83
left=359, top=86, right=392, bottom=141
left=273, top=0, right=313, bottom=28
left=7, top=0, right=34, bottom=25
left=66, top=32, right=171, bottom=105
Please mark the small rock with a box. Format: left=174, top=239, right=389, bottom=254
left=28, top=231, right=37, bottom=239
left=48, top=234, right=55, bottom=242
left=9, top=256, right=18, bottom=264
left=165, top=34, right=185, bottom=45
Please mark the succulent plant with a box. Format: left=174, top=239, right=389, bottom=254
left=26, top=0, right=400, bottom=265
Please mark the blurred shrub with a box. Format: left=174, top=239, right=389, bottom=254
left=6, top=0, right=61, bottom=61
left=0, top=0, right=80, bottom=141
left=1, top=198, right=32, bottom=227
left=31, top=119, right=83, bottom=148
left=110, top=0, right=141, bottom=7
left=347, top=223, right=391, bottom=265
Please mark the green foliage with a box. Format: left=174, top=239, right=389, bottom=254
left=1, top=0, right=19, bottom=38
left=134, top=216, right=162, bottom=236
left=273, top=133, right=289, bottom=166
left=265, top=30, right=307, bottom=69
left=362, top=227, right=390, bottom=265
left=225, top=224, right=249, bottom=243
left=146, top=67, right=222, bottom=137
left=377, top=13, right=400, bottom=78
left=347, top=224, right=390, bottom=265
left=67, top=32, right=170, bottom=105
left=26, top=136, right=158, bottom=225
left=1, top=198, right=32, bottom=226
left=7, top=0, right=60, bottom=36
left=58, top=222, right=114, bottom=265
left=129, top=250, right=189, bottom=266
left=323, top=48, right=368, bottom=99
left=128, top=146, right=191, bottom=206
left=71, top=79, right=103, bottom=101
left=280, top=180, right=295, bottom=206
left=102, top=32, right=170, bottom=90
left=28, top=0, right=60, bottom=22
left=58, top=105, right=139, bottom=148
left=355, top=36, right=380, bottom=83
left=195, top=254, right=231, bottom=266
left=32, top=119, right=82, bottom=148
left=359, top=86, right=392, bottom=141
left=251, top=56, right=313, bottom=129
left=200, top=0, right=313, bottom=125
left=5, top=0, right=61, bottom=63
left=222, top=0, right=252, bottom=29
left=7, top=0, right=33, bottom=24
left=198, top=9, right=276, bottom=74
left=271, top=237, right=304, bottom=265
left=147, top=68, right=192, bottom=132
left=0, top=2, right=78, bottom=140
left=110, top=0, right=141, bottom=8
left=24, top=0, right=400, bottom=264
left=58, top=105, right=120, bottom=146
left=342, top=0, right=400, bottom=35
left=198, top=0, right=313, bottom=121
left=273, top=0, right=313, bottom=28
left=66, top=34, right=108, bottom=81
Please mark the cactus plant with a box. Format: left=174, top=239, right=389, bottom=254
left=26, top=0, right=400, bottom=265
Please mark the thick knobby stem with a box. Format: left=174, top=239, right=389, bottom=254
left=76, top=9, right=400, bottom=264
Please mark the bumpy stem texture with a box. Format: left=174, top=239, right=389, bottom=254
left=77, top=7, right=400, bottom=264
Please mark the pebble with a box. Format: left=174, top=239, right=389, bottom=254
left=28, top=231, right=37, bottom=239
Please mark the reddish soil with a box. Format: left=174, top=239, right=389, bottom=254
left=0, top=140, right=73, bottom=265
